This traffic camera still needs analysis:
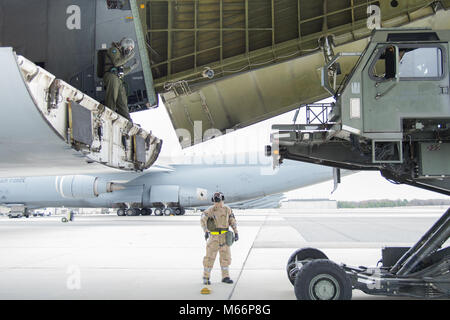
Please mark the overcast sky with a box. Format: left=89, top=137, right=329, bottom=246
left=131, top=97, right=446, bottom=201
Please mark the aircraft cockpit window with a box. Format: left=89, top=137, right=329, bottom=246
left=398, top=47, right=443, bottom=78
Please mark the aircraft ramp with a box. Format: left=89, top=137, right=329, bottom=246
left=0, top=47, right=162, bottom=178
left=139, top=0, right=450, bottom=147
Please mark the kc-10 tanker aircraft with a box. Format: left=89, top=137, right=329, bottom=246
left=0, top=152, right=337, bottom=217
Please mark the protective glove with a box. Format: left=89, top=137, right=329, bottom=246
left=234, top=233, right=239, bottom=242
left=205, top=232, right=209, bottom=241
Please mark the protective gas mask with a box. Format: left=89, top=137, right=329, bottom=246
left=123, top=46, right=133, bottom=55
left=120, top=38, right=135, bottom=56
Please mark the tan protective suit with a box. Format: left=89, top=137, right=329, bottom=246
left=200, top=203, right=238, bottom=279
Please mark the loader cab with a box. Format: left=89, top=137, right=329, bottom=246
left=339, top=30, right=449, bottom=139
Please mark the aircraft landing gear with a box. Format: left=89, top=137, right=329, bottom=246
left=116, top=207, right=185, bottom=217
left=163, top=208, right=174, bottom=216
left=141, top=208, right=152, bottom=216
left=288, top=208, right=450, bottom=300
left=174, top=207, right=186, bottom=215
left=153, top=208, right=163, bottom=216
left=126, top=208, right=141, bottom=216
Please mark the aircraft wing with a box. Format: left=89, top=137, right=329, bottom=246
left=138, top=0, right=450, bottom=147
left=227, top=193, right=286, bottom=210
left=192, top=193, right=286, bottom=211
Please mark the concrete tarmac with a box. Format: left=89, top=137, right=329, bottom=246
left=0, top=206, right=447, bottom=300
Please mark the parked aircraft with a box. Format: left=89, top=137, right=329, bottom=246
left=0, top=153, right=335, bottom=217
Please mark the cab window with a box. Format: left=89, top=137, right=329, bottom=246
left=398, top=47, right=442, bottom=78
left=370, top=46, right=443, bottom=80
left=371, top=46, right=396, bottom=80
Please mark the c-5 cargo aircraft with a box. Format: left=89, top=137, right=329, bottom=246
left=2, top=1, right=449, bottom=179
left=0, top=152, right=335, bottom=216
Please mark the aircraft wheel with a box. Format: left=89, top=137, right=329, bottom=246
left=174, top=208, right=182, bottom=215
left=141, top=208, right=152, bottom=216
left=126, top=208, right=138, bottom=216
left=61, top=217, right=68, bottom=223
left=294, top=259, right=352, bottom=300
left=287, top=248, right=328, bottom=285
left=117, top=209, right=126, bottom=216
left=180, top=208, right=186, bottom=215
left=154, top=208, right=163, bottom=216
left=163, top=208, right=173, bottom=216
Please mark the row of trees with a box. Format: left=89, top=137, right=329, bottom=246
left=338, top=199, right=450, bottom=208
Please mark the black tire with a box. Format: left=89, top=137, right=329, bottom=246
left=117, top=209, right=125, bottom=216
left=180, top=208, right=186, bottom=215
left=286, top=248, right=328, bottom=285
left=294, top=259, right=352, bottom=300
left=126, top=208, right=138, bottom=216
left=174, top=208, right=182, bottom=215
left=154, top=208, right=163, bottom=216
left=163, top=208, right=173, bottom=216
left=141, top=208, right=152, bottom=216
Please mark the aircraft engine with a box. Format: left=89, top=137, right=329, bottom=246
left=142, top=185, right=209, bottom=207
left=55, top=175, right=119, bottom=199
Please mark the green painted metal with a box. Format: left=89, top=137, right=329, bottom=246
left=144, top=0, right=447, bottom=147
left=419, top=143, right=450, bottom=176
left=274, top=28, right=450, bottom=195
left=130, top=0, right=158, bottom=107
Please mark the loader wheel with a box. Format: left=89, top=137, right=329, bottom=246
left=294, top=259, right=352, bottom=300
left=286, top=248, right=328, bottom=285
left=61, top=217, right=68, bottom=223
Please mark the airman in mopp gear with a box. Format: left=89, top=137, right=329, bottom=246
left=103, top=38, right=139, bottom=120
left=200, top=192, right=239, bottom=285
